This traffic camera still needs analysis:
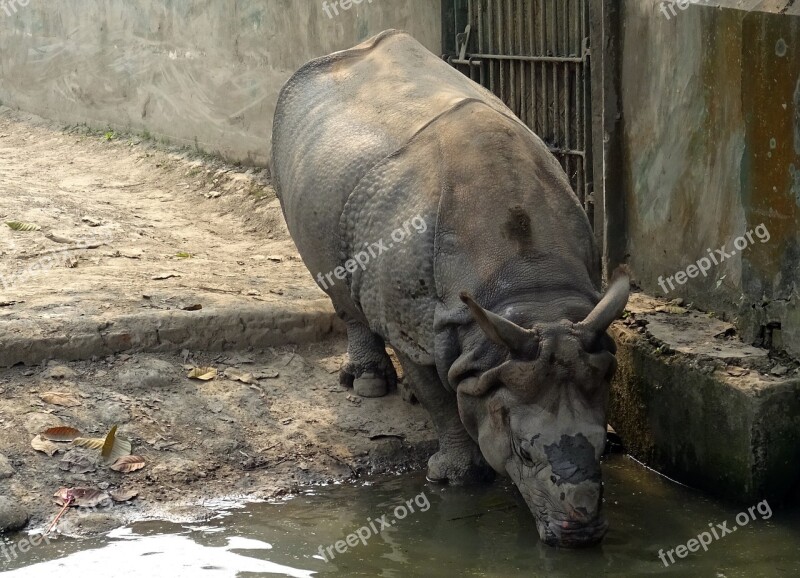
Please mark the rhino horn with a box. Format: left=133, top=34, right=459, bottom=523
left=460, top=292, right=539, bottom=358
left=577, top=267, right=630, bottom=336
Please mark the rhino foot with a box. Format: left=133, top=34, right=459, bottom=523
left=339, top=319, right=397, bottom=397
left=426, top=446, right=495, bottom=485
left=338, top=360, right=396, bottom=397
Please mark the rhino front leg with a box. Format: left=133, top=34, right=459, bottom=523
left=339, top=319, right=396, bottom=398
left=396, top=353, right=494, bottom=485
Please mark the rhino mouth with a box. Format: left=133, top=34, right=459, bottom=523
left=511, top=462, right=608, bottom=548
left=535, top=515, right=609, bottom=548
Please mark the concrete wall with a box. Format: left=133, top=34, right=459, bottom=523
left=619, top=0, right=800, bottom=357
left=0, top=0, right=441, bottom=165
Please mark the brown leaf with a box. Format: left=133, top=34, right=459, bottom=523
left=72, top=437, right=105, bottom=450
left=224, top=368, right=255, bottom=384
left=41, top=426, right=82, bottom=442
left=188, top=366, right=217, bottom=381
left=31, top=435, right=60, bottom=456
left=53, top=487, right=111, bottom=508
left=58, top=452, right=97, bottom=474
left=40, top=392, right=81, bottom=407
left=110, top=455, right=146, bottom=473
left=110, top=489, right=139, bottom=502
left=101, top=425, right=132, bottom=465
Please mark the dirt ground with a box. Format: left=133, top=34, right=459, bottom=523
left=0, top=107, right=435, bottom=536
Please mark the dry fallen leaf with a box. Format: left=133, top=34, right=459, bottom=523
left=72, top=437, right=105, bottom=450
left=6, top=221, right=41, bottom=232
left=53, top=487, right=111, bottom=508
left=110, top=455, right=146, bottom=473
left=40, top=392, right=81, bottom=407
left=188, top=367, right=217, bottom=381
left=41, top=426, right=82, bottom=442
left=31, top=435, right=60, bottom=456
left=101, top=425, right=132, bottom=465
left=59, top=452, right=97, bottom=474
left=224, top=368, right=255, bottom=384
left=110, top=489, right=139, bottom=503
left=654, top=305, right=689, bottom=315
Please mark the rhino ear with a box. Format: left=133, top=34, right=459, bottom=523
left=460, top=292, right=539, bottom=358
left=577, top=267, right=630, bottom=336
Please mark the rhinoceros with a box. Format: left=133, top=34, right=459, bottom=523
left=272, top=30, right=629, bottom=547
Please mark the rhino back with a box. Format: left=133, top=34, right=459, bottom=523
left=341, top=99, right=599, bottom=369
left=271, top=30, right=515, bottom=316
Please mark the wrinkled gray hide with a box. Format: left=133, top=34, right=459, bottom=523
left=272, top=30, right=629, bottom=548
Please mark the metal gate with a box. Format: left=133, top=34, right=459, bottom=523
left=445, top=0, right=594, bottom=221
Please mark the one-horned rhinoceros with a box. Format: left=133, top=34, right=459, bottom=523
left=272, top=30, right=629, bottom=547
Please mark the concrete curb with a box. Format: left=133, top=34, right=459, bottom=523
left=609, top=294, right=800, bottom=505
left=0, top=299, right=344, bottom=367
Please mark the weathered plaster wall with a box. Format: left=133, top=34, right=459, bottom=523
left=620, top=0, right=800, bottom=357
left=0, top=0, right=441, bottom=165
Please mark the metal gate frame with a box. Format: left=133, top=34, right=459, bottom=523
left=442, top=0, right=625, bottom=279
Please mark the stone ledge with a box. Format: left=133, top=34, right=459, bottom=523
left=0, top=299, right=345, bottom=367
left=609, top=293, right=800, bottom=505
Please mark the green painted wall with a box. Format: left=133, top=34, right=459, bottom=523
left=620, top=0, right=800, bottom=357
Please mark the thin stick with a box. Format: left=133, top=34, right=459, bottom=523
left=44, top=496, right=74, bottom=536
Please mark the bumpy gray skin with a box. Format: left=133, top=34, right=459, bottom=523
left=272, top=30, right=629, bottom=548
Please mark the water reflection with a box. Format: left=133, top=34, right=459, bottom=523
left=2, top=454, right=799, bottom=577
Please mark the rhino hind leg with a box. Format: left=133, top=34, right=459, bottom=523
left=339, top=319, right=396, bottom=398
left=396, top=353, right=494, bottom=485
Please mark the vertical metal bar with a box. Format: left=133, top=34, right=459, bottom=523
left=478, top=0, right=486, bottom=87
left=551, top=0, right=558, bottom=153
left=487, top=0, right=494, bottom=94
left=504, top=0, right=510, bottom=108
left=564, top=1, right=570, bottom=160
left=529, top=0, right=537, bottom=135
left=516, top=0, right=523, bottom=121
left=540, top=0, right=548, bottom=144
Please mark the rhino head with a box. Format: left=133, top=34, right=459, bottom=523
left=455, top=272, right=629, bottom=548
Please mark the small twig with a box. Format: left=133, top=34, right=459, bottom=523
left=446, top=504, right=517, bottom=522
left=325, top=452, right=357, bottom=476
left=45, top=495, right=75, bottom=535
left=17, top=243, right=103, bottom=260
left=283, top=350, right=297, bottom=367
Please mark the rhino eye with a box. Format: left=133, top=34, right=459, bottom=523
left=584, top=332, right=608, bottom=354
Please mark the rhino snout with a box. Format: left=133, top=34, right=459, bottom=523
left=510, top=432, right=608, bottom=548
